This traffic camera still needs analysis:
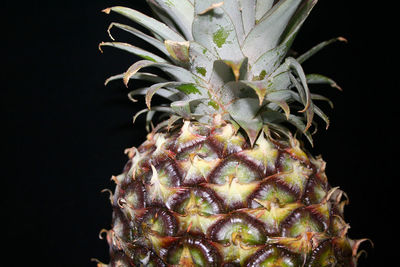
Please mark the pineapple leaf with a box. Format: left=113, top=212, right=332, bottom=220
left=227, top=98, right=263, bottom=146
left=195, top=1, right=224, bottom=14
left=297, top=37, right=347, bottom=64
left=239, top=0, right=256, bottom=36
left=265, top=91, right=294, bottom=119
left=279, top=0, right=318, bottom=48
left=306, top=73, right=342, bottom=91
left=133, top=108, right=149, bottom=124
left=311, top=93, right=334, bottom=108
left=289, top=71, right=314, bottom=132
left=218, top=81, right=248, bottom=106
left=133, top=106, right=173, bottom=129
left=164, top=40, right=190, bottom=62
left=123, top=60, right=202, bottom=87
left=99, top=42, right=167, bottom=63
left=189, top=42, right=217, bottom=82
left=240, top=80, right=272, bottom=105
left=103, top=6, right=185, bottom=42
left=195, top=0, right=250, bottom=44
left=192, top=1, right=245, bottom=62
left=145, top=82, right=191, bottom=109
left=249, top=0, right=318, bottom=82
left=104, top=72, right=167, bottom=86
left=145, top=110, right=157, bottom=132
left=128, top=87, right=182, bottom=103
left=285, top=57, right=312, bottom=112
left=242, top=0, right=303, bottom=64
left=170, top=99, right=207, bottom=119
left=167, top=114, right=182, bottom=130
left=209, top=61, right=236, bottom=94
left=265, top=90, right=293, bottom=103
left=127, top=89, right=142, bottom=103
left=107, top=22, right=169, bottom=57
left=262, top=108, right=313, bottom=145
left=255, top=0, right=274, bottom=22
left=250, top=43, right=287, bottom=82
left=270, top=100, right=291, bottom=120
left=147, top=0, right=180, bottom=34
left=267, top=70, right=292, bottom=92
left=223, top=58, right=248, bottom=82
left=287, top=114, right=314, bottom=145
left=290, top=90, right=330, bottom=130
left=217, top=0, right=246, bottom=44
left=313, top=104, right=330, bottom=130
left=150, top=0, right=194, bottom=40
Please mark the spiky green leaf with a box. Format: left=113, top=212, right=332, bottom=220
left=104, top=72, right=167, bottom=86
left=99, top=42, right=167, bottom=63
left=145, top=82, right=191, bottom=109
left=239, top=0, right=256, bottom=36
left=103, top=6, right=185, bottom=42
left=289, top=71, right=314, bottom=132
left=223, top=58, right=248, bottom=82
left=189, top=42, right=218, bottom=82
left=147, top=0, right=180, bottom=34
left=128, top=87, right=183, bottom=103
left=151, top=0, right=194, bottom=40
left=123, top=60, right=202, bottom=87
left=255, top=0, right=274, bottom=22
left=209, top=60, right=236, bottom=93
left=280, top=0, right=318, bottom=46
left=227, top=98, right=263, bottom=146
left=297, top=37, right=347, bottom=64
left=240, top=80, right=271, bottom=105
left=242, top=0, right=303, bottom=64
left=217, top=0, right=245, bottom=44
left=311, top=93, right=334, bottom=108
left=170, top=98, right=206, bottom=119
left=285, top=57, right=311, bottom=112
left=307, top=74, right=342, bottom=90
left=250, top=43, right=287, bottom=82
left=107, top=22, right=169, bottom=56
left=192, top=1, right=244, bottom=61
left=164, top=40, right=190, bottom=62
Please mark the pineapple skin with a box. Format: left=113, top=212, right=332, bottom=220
left=99, top=121, right=362, bottom=267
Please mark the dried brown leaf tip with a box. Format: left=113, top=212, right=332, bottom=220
left=198, top=2, right=224, bottom=15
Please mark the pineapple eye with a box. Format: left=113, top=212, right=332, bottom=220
left=166, top=235, right=221, bottom=266
left=168, top=187, right=224, bottom=216
left=307, top=241, right=338, bottom=267
left=140, top=208, right=178, bottom=237
left=245, top=245, right=302, bottom=267
left=208, top=212, right=267, bottom=246
left=281, top=207, right=325, bottom=238
left=248, top=178, right=297, bottom=208
left=209, top=159, right=261, bottom=185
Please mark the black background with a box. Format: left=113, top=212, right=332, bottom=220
left=2, top=1, right=396, bottom=266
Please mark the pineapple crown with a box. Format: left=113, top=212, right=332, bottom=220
left=100, top=0, right=345, bottom=146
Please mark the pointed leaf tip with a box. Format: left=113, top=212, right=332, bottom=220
left=240, top=81, right=269, bottom=106
left=102, top=8, right=111, bottom=14
left=98, top=42, right=105, bottom=53
left=223, top=58, right=246, bottom=82
left=165, top=40, right=190, bottom=62
left=106, top=24, right=116, bottom=41
left=227, top=98, right=263, bottom=147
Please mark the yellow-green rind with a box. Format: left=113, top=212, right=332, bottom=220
left=99, top=121, right=361, bottom=266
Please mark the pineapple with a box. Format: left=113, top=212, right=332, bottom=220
left=96, top=0, right=367, bottom=266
